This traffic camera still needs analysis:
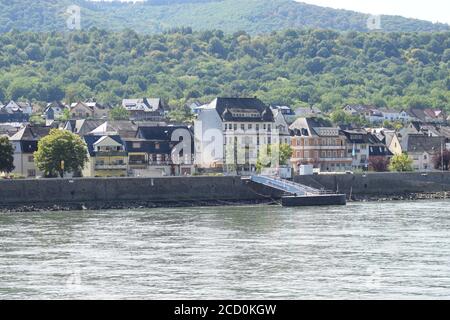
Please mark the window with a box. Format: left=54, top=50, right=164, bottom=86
left=132, top=142, right=141, bottom=149
left=248, top=124, right=252, bottom=130
left=256, top=124, right=259, bottom=131
left=233, top=124, right=237, bottom=131
left=155, top=143, right=160, bottom=150
left=27, top=169, right=36, bottom=177
left=28, top=155, right=34, bottom=162
left=240, top=124, right=245, bottom=130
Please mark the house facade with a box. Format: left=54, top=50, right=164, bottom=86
left=404, top=134, right=445, bottom=171
left=70, top=101, right=110, bottom=119
left=124, top=125, right=195, bottom=177
left=343, top=105, right=383, bottom=122
left=379, top=109, right=411, bottom=122
left=43, top=101, right=69, bottom=120
left=0, top=101, right=31, bottom=123
left=122, top=98, right=165, bottom=121
left=290, top=117, right=352, bottom=173
left=341, top=129, right=370, bottom=170
left=8, top=125, right=51, bottom=178
left=195, top=97, right=278, bottom=173
left=82, top=135, right=128, bottom=177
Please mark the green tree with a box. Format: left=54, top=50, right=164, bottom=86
left=279, top=143, right=293, bottom=165
left=34, top=129, right=88, bottom=178
left=256, top=143, right=292, bottom=172
left=389, top=153, right=413, bottom=172
left=29, top=114, right=45, bottom=125
left=60, top=108, right=71, bottom=121
left=168, top=106, right=194, bottom=123
left=0, top=136, right=15, bottom=174
left=109, top=106, right=130, bottom=120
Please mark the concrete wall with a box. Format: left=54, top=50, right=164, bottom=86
left=3, top=172, right=450, bottom=209
left=0, top=176, right=281, bottom=208
left=294, top=172, right=450, bottom=197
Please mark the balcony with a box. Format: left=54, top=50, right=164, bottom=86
left=96, top=151, right=127, bottom=157
left=95, top=164, right=127, bottom=170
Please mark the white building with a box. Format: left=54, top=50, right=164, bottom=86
left=195, top=97, right=280, bottom=173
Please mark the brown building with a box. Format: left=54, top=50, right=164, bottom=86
left=290, top=117, right=352, bottom=173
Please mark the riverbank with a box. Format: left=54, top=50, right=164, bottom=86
left=2, top=173, right=450, bottom=212
left=2, top=191, right=450, bottom=213
left=0, top=199, right=280, bottom=213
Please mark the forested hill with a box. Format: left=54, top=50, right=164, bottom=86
left=0, top=29, right=449, bottom=111
left=0, top=0, right=449, bottom=34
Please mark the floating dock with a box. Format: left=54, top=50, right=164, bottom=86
left=247, top=175, right=346, bottom=207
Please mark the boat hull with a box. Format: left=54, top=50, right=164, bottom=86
left=281, top=194, right=347, bottom=207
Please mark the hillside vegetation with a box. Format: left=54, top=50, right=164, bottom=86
left=0, top=0, right=449, bottom=34
left=0, top=28, right=449, bottom=111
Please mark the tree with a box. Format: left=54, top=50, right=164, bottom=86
left=109, top=106, right=130, bottom=120
left=60, top=108, right=71, bottom=121
left=256, top=143, right=292, bottom=172
left=0, top=136, right=15, bottom=174
left=279, top=143, right=293, bottom=165
left=168, top=106, right=194, bottom=123
left=432, top=149, right=450, bottom=171
left=34, top=129, right=88, bottom=178
left=389, top=153, right=413, bottom=172
left=29, top=114, right=45, bottom=125
left=369, top=157, right=389, bottom=172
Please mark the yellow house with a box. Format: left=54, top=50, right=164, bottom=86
left=83, top=135, right=128, bottom=177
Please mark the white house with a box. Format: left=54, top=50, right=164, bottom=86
left=3, top=101, right=33, bottom=115
left=195, top=97, right=279, bottom=173
left=379, top=109, right=411, bottom=122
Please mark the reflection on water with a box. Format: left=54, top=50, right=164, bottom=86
left=1, top=201, right=450, bottom=299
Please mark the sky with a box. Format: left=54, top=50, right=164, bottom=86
left=296, top=0, right=450, bottom=24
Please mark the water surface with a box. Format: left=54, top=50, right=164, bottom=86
left=1, top=200, right=449, bottom=299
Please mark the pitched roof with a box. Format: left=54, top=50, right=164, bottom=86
left=136, top=125, right=192, bottom=141
left=64, top=119, right=106, bottom=135
left=83, top=135, right=124, bottom=156
left=289, top=117, right=337, bottom=136
left=122, top=98, right=163, bottom=112
left=207, top=97, right=273, bottom=122
left=406, top=134, right=445, bottom=153
left=9, top=125, right=51, bottom=141
left=341, top=129, right=370, bottom=143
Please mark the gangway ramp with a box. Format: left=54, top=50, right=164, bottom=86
left=245, top=175, right=346, bottom=207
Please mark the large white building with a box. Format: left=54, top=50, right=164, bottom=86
left=195, top=97, right=288, bottom=173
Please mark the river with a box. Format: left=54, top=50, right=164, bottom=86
left=1, top=200, right=449, bottom=299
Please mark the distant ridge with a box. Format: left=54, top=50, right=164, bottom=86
left=0, top=0, right=448, bottom=34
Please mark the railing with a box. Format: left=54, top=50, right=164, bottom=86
left=96, top=151, right=127, bottom=157
left=95, top=164, right=127, bottom=170
left=250, top=175, right=326, bottom=196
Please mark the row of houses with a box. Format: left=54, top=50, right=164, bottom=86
left=2, top=97, right=450, bottom=178
left=0, top=98, right=166, bottom=123
left=343, top=105, right=447, bottom=124
left=7, top=120, right=194, bottom=178
left=2, top=98, right=446, bottom=126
